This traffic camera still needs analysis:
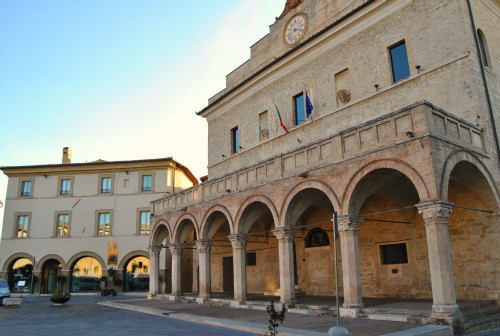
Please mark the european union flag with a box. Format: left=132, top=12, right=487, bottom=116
left=306, top=91, right=314, bottom=118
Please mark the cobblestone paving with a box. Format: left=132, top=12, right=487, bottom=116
left=0, top=296, right=258, bottom=336
left=121, top=299, right=419, bottom=336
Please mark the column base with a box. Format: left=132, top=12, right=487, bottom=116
left=196, top=295, right=212, bottom=304
left=167, top=294, right=182, bottom=302
left=340, top=305, right=363, bottom=318
left=230, top=299, right=246, bottom=307
left=430, top=304, right=464, bottom=334
left=279, top=299, right=297, bottom=308
left=147, top=292, right=158, bottom=299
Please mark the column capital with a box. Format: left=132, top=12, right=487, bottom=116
left=272, top=228, right=296, bottom=242
left=195, top=239, right=213, bottom=253
left=168, top=243, right=183, bottom=255
left=148, top=245, right=162, bottom=255
left=337, top=215, right=362, bottom=236
left=416, top=201, right=454, bottom=226
left=228, top=234, right=249, bottom=249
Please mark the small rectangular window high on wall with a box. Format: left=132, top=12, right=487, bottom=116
left=101, top=177, right=112, bottom=193
left=231, top=127, right=239, bottom=154
left=21, top=181, right=32, bottom=197
left=60, top=179, right=71, bottom=195
left=380, top=243, right=408, bottom=265
left=294, top=93, right=306, bottom=125
left=142, top=175, right=152, bottom=192
left=247, top=252, right=257, bottom=266
left=389, top=41, right=410, bottom=83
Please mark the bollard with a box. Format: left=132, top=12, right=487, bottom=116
left=328, top=326, right=350, bottom=336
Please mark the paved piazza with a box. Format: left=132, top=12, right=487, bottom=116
left=0, top=296, right=258, bottom=336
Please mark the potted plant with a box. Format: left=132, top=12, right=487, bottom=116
left=50, top=289, right=71, bottom=305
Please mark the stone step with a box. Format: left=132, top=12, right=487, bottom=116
left=462, top=305, right=500, bottom=321
left=366, top=313, right=425, bottom=323
left=361, top=307, right=431, bottom=317
left=463, top=312, right=500, bottom=334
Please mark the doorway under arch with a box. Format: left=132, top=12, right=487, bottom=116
left=41, top=259, right=62, bottom=294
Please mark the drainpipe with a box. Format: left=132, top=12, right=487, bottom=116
left=466, top=0, right=500, bottom=161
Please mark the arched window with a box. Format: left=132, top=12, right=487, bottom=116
left=305, top=228, right=330, bottom=248
left=477, top=29, right=490, bottom=68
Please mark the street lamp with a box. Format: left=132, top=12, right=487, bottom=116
left=330, top=211, right=349, bottom=336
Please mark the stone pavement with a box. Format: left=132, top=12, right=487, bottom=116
left=3, top=295, right=497, bottom=335
left=0, top=295, right=258, bottom=336
left=102, top=298, right=454, bottom=336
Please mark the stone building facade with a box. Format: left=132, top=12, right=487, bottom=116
left=0, top=148, right=197, bottom=295
left=149, top=0, right=499, bottom=328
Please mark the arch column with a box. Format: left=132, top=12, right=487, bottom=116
left=169, top=244, right=183, bottom=296
left=417, top=201, right=463, bottom=328
left=148, top=246, right=161, bottom=296
left=272, top=228, right=296, bottom=305
left=338, top=215, right=363, bottom=309
left=195, top=239, right=213, bottom=301
left=228, top=234, right=249, bottom=303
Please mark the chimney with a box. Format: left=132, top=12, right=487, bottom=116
left=62, top=147, right=72, bottom=164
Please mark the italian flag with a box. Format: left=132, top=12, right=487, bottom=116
left=275, top=104, right=289, bottom=133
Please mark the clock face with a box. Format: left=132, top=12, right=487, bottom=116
left=284, top=14, right=307, bottom=46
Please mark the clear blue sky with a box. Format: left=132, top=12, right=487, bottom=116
left=0, top=1, right=284, bottom=230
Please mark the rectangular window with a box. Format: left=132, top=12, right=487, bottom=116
left=380, top=243, right=408, bottom=265
left=98, top=212, right=111, bottom=236
left=17, top=215, right=30, bottom=238
left=60, top=179, right=71, bottom=195
left=389, top=41, right=410, bottom=83
left=141, top=175, right=152, bottom=192
left=231, top=127, right=239, bottom=154
left=56, top=214, right=70, bottom=237
left=20, top=181, right=32, bottom=197
left=294, top=93, right=306, bottom=125
left=247, top=252, right=257, bottom=266
left=139, top=211, right=151, bottom=235
left=101, top=177, right=112, bottom=193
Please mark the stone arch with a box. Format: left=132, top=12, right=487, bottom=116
left=150, top=219, right=172, bottom=247
left=173, top=213, right=199, bottom=243
left=118, top=250, right=149, bottom=270
left=234, top=195, right=279, bottom=234
left=2, top=252, right=35, bottom=273
left=343, top=159, right=430, bottom=214
left=279, top=180, right=340, bottom=228
left=200, top=204, right=234, bottom=239
left=36, top=254, right=66, bottom=272
left=440, top=150, right=500, bottom=210
left=66, top=251, right=107, bottom=271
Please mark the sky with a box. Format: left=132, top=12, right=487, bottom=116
left=0, top=0, right=285, bottom=231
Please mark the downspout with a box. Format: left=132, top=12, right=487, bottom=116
left=466, top=0, right=500, bottom=161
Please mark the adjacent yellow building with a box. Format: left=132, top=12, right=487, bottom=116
left=0, top=148, right=197, bottom=295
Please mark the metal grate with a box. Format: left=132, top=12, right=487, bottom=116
left=380, top=243, right=408, bottom=265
